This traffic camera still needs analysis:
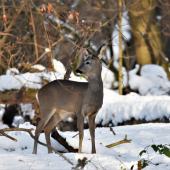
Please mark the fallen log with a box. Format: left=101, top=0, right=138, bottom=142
left=51, top=129, right=78, bottom=153
left=0, top=87, right=37, bottom=104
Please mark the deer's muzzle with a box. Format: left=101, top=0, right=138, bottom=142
left=76, top=69, right=82, bottom=75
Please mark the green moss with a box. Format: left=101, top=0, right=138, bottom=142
left=25, top=89, right=38, bottom=98
left=1, top=89, right=18, bottom=94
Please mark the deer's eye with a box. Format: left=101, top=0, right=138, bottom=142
left=86, top=62, right=90, bottom=65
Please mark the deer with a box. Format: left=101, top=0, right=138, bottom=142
left=32, top=44, right=106, bottom=154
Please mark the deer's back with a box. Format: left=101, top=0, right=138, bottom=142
left=37, top=80, right=88, bottom=113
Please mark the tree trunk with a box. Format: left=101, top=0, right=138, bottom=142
left=128, top=0, right=165, bottom=66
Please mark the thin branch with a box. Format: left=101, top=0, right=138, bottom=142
left=0, top=128, right=74, bottom=165
left=30, top=51, right=49, bottom=66
left=2, top=0, right=6, bottom=30
left=29, top=3, right=38, bottom=60
left=64, top=27, right=88, bottom=80
left=0, top=129, right=17, bottom=142
left=106, top=135, right=131, bottom=148
left=0, top=0, right=30, bottom=50
left=109, top=127, right=116, bottom=135
left=72, top=133, right=79, bottom=138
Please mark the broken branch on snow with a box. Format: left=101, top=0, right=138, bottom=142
left=0, top=128, right=73, bottom=165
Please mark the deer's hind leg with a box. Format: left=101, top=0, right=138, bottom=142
left=32, top=108, right=56, bottom=154
left=43, top=109, right=72, bottom=153
left=43, top=112, right=61, bottom=153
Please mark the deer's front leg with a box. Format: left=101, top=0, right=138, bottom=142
left=88, top=114, right=96, bottom=154
left=77, top=114, right=84, bottom=153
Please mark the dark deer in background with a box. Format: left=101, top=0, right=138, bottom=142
left=32, top=44, right=106, bottom=154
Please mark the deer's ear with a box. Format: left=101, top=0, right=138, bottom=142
left=96, top=44, right=106, bottom=59
left=83, top=48, right=93, bottom=57
left=83, top=49, right=89, bottom=57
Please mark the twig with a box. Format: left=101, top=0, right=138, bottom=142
left=2, top=0, right=6, bottom=30
left=0, top=0, right=30, bottom=50
left=52, top=37, right=63, bottom=47
left=72, top=132, right=79, bottom=138
left=115, top=157, right=129, bottom=170
left=109, top=127, right=116, bottom=135
left=29, top=3, right=38, bottom=60
left=0, top=128, right=74, bottom=165
left=138, top=160, right=142, bottom=170
left=64, top=27, right=88, bottom=80
left=0, top=129, right=17, bottom=142
left=30, top=51, right=49, bottom=66
left=106, top=135, right=131, bottom=148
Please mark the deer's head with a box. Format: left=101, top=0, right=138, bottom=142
left=76, top=44, right=106, bottom=78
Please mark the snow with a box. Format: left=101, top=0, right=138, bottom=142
left=96, top=89, right=170, bottom=126
left=45, top=48, right=51, bottom=52
left=31, top=59, right=66, bottom=74
left=20, top=104, right=35, bottom=120
left=0, top=105, right=5, bottom=120
left=31, top=64, right=46, bottom=71
left=157, top=15, right=162, bottom=20
left=0, top=71, right=42, bottom=91
left=0, top=66, right=114, bottom=92
left=129, top=64, right=170, bottom=95
left=141, top=64, right=170, bottom=91
left=102, top=64, right=115, bottom=88
left=52, top=59, right=66, bottom=74
left=0, top=122, right=170, bottom=169
left=0, top=122, right=9, bottom=129
left=6, top=68, right=20, bottom=75
left=0, top=68, right=64, bottom=91
left=13, top=116, right=24, bottom=127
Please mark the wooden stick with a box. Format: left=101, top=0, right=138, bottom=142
left=0, top=128, right=73, bottom=165
left=110, top=127, right=116, bottom=135
left=138, top=160, right=142, bottom=170
left=106, top=135, right=131, bottom=148
left=0, top=130, right=17, bottom=142
left=72, top=132, right=79, bottom=138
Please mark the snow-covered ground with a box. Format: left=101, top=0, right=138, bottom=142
left=129, top=64, right=170, bottom=96
left=0, top=122, right=170, bottom=170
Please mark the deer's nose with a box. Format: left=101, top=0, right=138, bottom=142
left=76, top=69, right=82, bottom=74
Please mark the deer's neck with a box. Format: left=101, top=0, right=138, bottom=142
left=87, top=74, right=103, bottom=93
left=84, top=74, right=103, bottom=109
